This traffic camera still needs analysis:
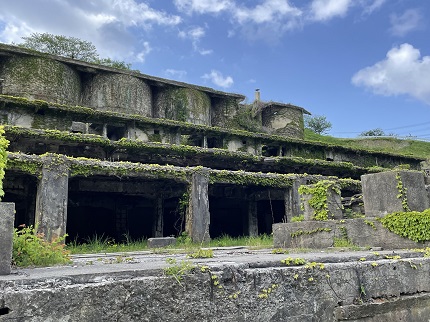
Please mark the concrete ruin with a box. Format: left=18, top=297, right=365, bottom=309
left=0, top=43, right=427, bottom=245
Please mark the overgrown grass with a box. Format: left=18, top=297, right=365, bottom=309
left=304, top=129, right=430, bottom=159
left=66, top=233, right=273, bottom=254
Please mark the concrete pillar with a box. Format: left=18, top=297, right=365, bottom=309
left=284, top=179, right=305, bottom=222
left=0, top=203, right=15, bottom=275
left=153, top=197, right=163, bottom=237
left=203, top=135, right=208, bottom=149
left=186, top=168, right=210, bottom=243
left=35, top=155, right=69, bottom=241
left=300, top=183, right=343, bottom=221
left=102, top=124, right=107, bottom=138
left=248, top=200, right=258, bottom=237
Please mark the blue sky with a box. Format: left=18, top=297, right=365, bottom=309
left=0, top=0, right=429, bottom=139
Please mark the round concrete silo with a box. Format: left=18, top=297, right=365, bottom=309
left=154, top=87, right=211, bottom=125
left=82, top=73, right=152, bottom=117
left=0, top=56, right=81, bottom=105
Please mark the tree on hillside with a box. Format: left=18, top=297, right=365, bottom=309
left=359, top=128, right=385, bottom=137
left=17, top=32, right=131, bottom=70
left=304, top=115, right=332, bottom=135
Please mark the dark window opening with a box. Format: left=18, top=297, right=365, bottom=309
left=163, top=197, right=184, bottom=237
left=262, top=145, right=279, bottom=157
left=257, top=200, right=285, bottom=235
left=153, top=129, right=160, bottom=135
left=207, top=137, right=222, bottom=149
left=209, top=197, right=247, bottom=238
left=107, top=125, right=126, bottom=141
left=2, top=173, right=37, bottom=228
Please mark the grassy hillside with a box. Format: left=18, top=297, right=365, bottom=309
left=304, top=129, right=430, bottom=159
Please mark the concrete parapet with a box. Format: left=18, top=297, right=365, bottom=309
left=0, top=203, right=15, bottom=275
left=273, top=218, right=430, bottom=249
left=361, top=171, right=429, bottom=217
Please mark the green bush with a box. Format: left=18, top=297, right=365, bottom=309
left=13, top=225, right=70, bottom=267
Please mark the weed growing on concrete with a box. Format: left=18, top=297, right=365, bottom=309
left=187, top=248, right=214, bottom=258
left=12, top=225, right=70, bottom=267
left=163, top=258, right=196, bottom=286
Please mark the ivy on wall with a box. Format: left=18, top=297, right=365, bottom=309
left=298, top=180, right=341, bottom=221
left=378, top=209, right=430, bottom=242
left=0, top=125, right=10, bottom=199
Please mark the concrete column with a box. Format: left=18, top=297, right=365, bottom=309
left=248, top=200, right=258, bottom=237
left=186, top=168, right=210, bottom=243
left=284, top=178, right=305, bottom=222
left=35, top=155, right=69, bottom=241
left=153, top=197, right=163, bottom=237
left=202, top=135, right=208, bottom=148
left=102, top=124, right=107, bottom=138
left=0, top=203, right=15, bottom=275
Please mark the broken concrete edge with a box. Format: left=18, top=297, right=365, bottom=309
left=0, top=202, right=15, bottom=275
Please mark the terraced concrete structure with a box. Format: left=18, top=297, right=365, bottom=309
left=0, top=43, right=426, bottom=244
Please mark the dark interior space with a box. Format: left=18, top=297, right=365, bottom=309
left=3, top=172, right=37, bottom=228
left=257, top=199, right=285, bottom=235
left=67, top=191, right=155, bottom=243
left=107, top=124, right=127, bottom=141
left=163, top=197, right=184, bottom=237
left=207, top=137, right=223, bottom=148
left=209, top=197, right=247, bottom=238
left=262, top=145, right=279, bottom=157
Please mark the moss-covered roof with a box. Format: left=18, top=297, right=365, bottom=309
left=0, top=43, right=245, bottom=101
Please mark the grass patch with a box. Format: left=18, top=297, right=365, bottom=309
left=66, top=234, right=147, bottom=254
left=304, top=129, right=430, bottom=159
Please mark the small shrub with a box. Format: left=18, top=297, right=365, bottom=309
left=13, top=225, right=70, bottom=267
left=291, top=215, right=305, bottom=222
left=188, top=248, right=214, bottom=258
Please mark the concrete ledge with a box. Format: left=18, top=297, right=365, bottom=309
left=273, top=218, right=430, bottom=249
left=147, top=237, right=176, bottom=248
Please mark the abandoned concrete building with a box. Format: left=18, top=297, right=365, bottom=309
left=0, top=43, right=427, bottom=244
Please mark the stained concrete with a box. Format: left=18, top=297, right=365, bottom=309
left=1, top=249, right=430, bottom=321
left=0, top=203, right=15, bottom=275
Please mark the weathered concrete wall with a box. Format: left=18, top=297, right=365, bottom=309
left=0, top=203, right=15, bottom=275
left=211, top=97, right=239, bottom=127
left=154, top=87, right=211, bottom=125
left=273, top=218, right=430, bottom=249
left=35, top=155, right=69, bottom=241
left=82, top=73, right=152, bottom=116
left=2, top=254, right=430, bottom=321
left=0, top=56, right=81, bottom=105
left=262, top=106, right=305, bottom=139
left=362, top=171, right=429, bottom=217
left=186, top=168, right=210, bottom=242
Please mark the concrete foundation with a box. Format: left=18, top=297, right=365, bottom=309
left=0, top=203, right=15, bottom=275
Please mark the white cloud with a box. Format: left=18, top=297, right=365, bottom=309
left=361, top=0, right=386, bottom=15
left=389, top=9, right=422, bottom=37
left=174, top=0, right=234, bottom=14
left=178, top=26, right=212, bottom=55
left=352, top=43, right=430, bottom=105
left=135, top=42, right=152, bottom=62
left=202, top=70, right=234, bottom=88
left=234, top=0, right=301, bottom=24
left=0, top=0, right=181, bottom=62
left=165, top=69, right=187, bottom=79
left=310, top=0, right=352, bottom=21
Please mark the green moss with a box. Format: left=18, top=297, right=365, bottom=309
left=209, top=170, right=295, bottom=188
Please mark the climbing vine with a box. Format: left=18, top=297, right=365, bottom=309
left=298, top=180, right=341, bottom=221
left=0, top=126, right=10, bottom=199
left=395, top=172, right=411, bottom=211
left=378, top=209, right=430, bottom=242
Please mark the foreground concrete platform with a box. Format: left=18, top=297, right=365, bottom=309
left=1, top=248, right=430, bottom=321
